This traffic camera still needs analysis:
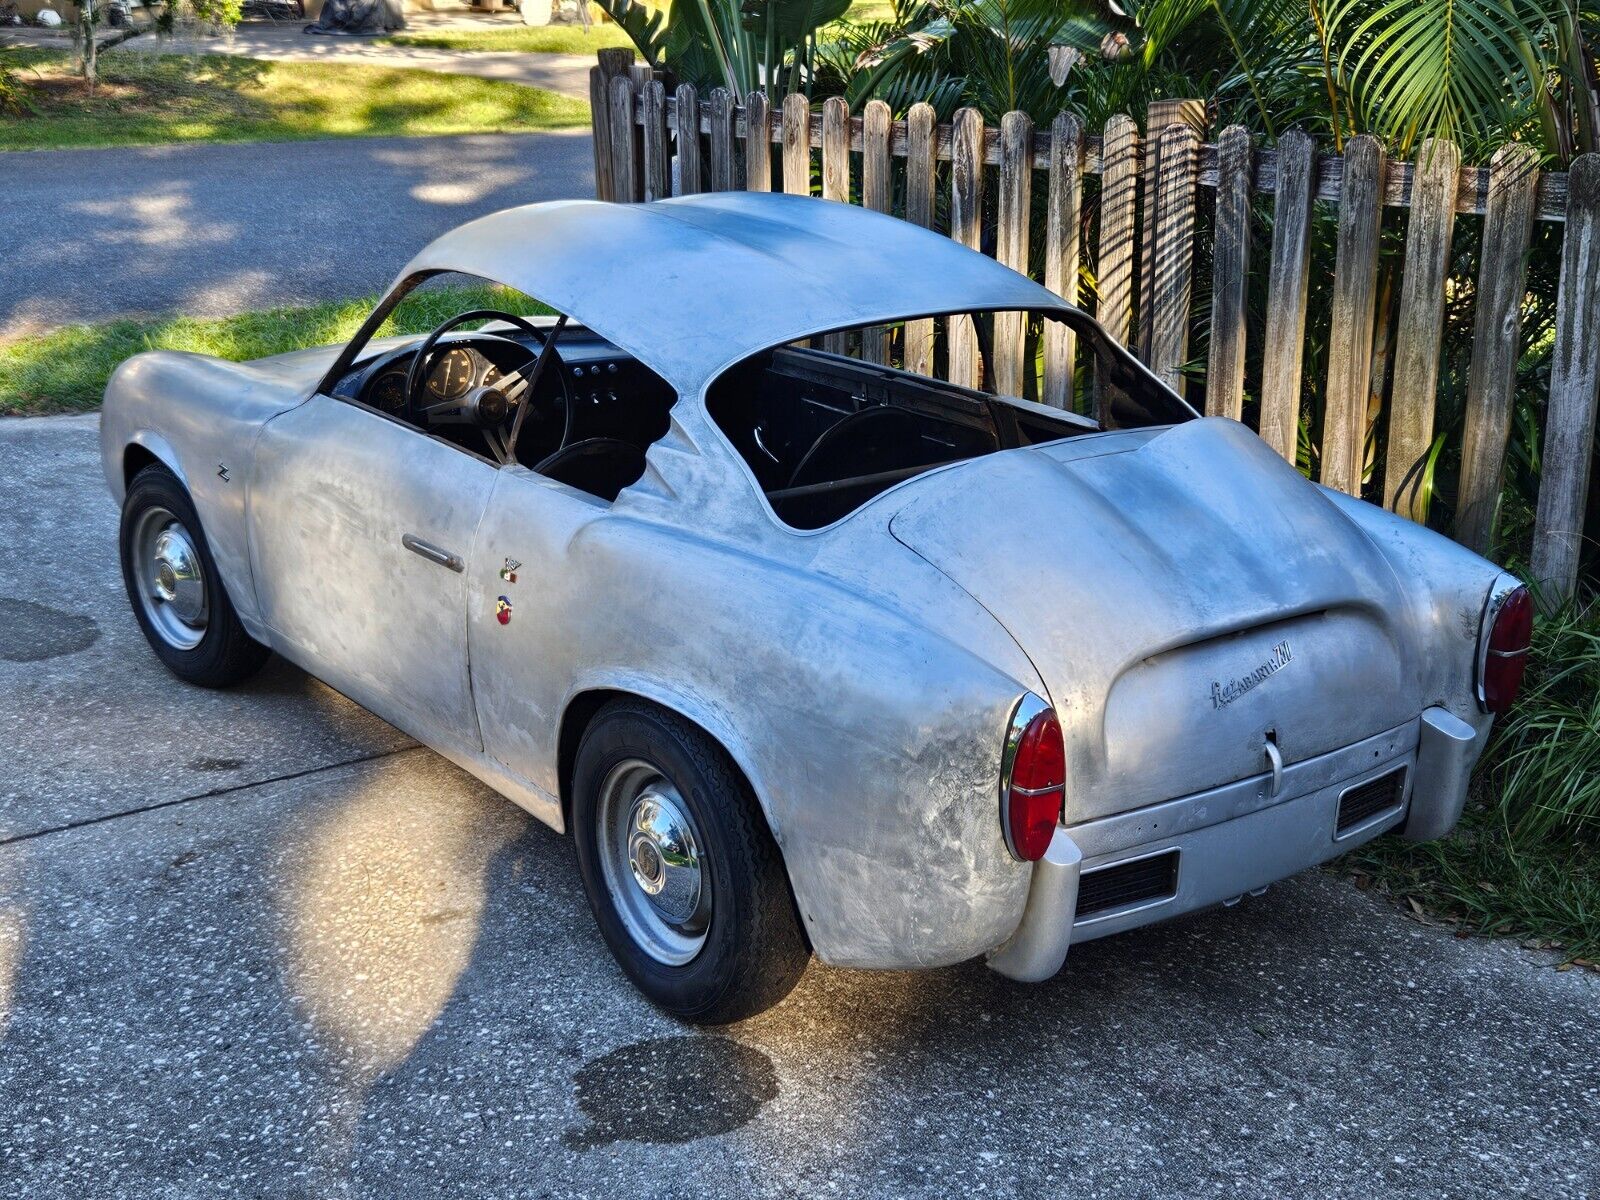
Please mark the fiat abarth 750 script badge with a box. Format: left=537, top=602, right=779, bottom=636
left=1211, top=640, right=1294, bottom=710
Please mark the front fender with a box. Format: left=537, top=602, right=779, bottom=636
left=100, top=350, right=305, bottom=636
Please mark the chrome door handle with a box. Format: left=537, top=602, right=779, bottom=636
left=401, top=533, right=464, bottom=573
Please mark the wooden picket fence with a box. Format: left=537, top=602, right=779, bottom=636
left=589, top=51, right=1600, bottom=604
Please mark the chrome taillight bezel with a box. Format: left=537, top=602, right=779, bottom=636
left=1475, top=578, right=1533, bottom=714
left=999, top=693, right=1064, bottom=862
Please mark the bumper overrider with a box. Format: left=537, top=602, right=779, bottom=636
left=986, top=707, right=1486, bottom=982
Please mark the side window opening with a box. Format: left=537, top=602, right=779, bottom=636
left=324, top=273, right=677, bottom=503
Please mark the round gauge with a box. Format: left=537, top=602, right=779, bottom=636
left=426, top=348, right=477, bottom=402
left=369, top=368, right=408, bottom=413
left=482, top=364, right=505, bottom=388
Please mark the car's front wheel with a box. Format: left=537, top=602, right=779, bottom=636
left=572, top=699, right=809, bottom=1023
left=119, top=463, right=271, bottom=688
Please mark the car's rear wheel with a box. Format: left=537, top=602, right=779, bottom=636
left=120, top=463, right=270, bottom=688
left=572, top=699, right=809, bottom=1023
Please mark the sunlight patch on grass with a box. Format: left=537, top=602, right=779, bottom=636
left=0, top=51, right=589, bottom=151
left=379, top=23, right=635, bottom=54
left=0, top=285, right=549, bottom=415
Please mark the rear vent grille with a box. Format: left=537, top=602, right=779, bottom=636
left=1075, top=851, right=1179, bottom=919
left=1336, top=768, right=1408, bottom=834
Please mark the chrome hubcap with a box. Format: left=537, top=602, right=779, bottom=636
left=597, top=760, right=711, bottom=965
left=131, top=507, right=208, bottom=651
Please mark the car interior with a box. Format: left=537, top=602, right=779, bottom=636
left=706, top=345, right=1101, bottom=529
left=328, top=297, right=1181, bottom=526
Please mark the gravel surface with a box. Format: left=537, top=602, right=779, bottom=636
left=1, top=413, right=1596, bottom=1198
left=0, top=132, right=594, bottom=337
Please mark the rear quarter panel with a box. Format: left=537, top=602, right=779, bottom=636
left=470, top=457, right=1046, bottom=970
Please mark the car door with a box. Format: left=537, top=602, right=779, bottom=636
left=249, top=393, right=497, bottom=755
left=464, top=464, right=615, bottom=805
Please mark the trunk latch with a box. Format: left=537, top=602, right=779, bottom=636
left=1264, top=730, right=1284, bottom=798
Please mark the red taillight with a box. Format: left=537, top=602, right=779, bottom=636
left=1481, top=585, right=1533, bottom=714
left=1003, top=702, right=1065, bottom=861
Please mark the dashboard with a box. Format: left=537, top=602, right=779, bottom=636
left=333, top=328, right=678, bottom=467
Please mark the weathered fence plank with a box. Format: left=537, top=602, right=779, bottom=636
left=1096, top=115, right=1140, bottom=353
left=591, top=68, right=615, bottom=202
left=1383, top=138, right=1462, bottom=518
left=1042, top=111, right=1083, bottom=409
left=822, top=96, right=852, bottom=355
left=608, top=76, right=639, bottom=203
left=639, top=80, right=668, bottom=202
left=1456, top=144, right=1542, bottom=553
left=708, top=88, right=737, bottom=191
left=1207, top=125, right=1253, bottom=420
left=1258, top=129, right=1315, bottom=460
left=995, top=111, right=1034, bottom=397
left=1148, top=124, right=1200, bottom=395
left=781, top=92, right=810, bottom=196
left=903, top=103, right=939, bottom=377
left=592, top=49, right=636, bottom=202
left=673, top=83, right=701, bottom=196
left=1532, top=154, right=1600, bottom=605
left=744, top=90, right=771, bottom=192
left=1139, top=100, right=1206, bottom=358
left=1322, top=135, right=1387, bottom=495
left=948, top=107, right=985, bottom=389
left=862, top=100, right=894, bottom=365
left=822, top=96, right=851, bottom=202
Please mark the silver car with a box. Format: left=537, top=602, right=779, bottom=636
left=102, top=193, right=1533, bottom=1022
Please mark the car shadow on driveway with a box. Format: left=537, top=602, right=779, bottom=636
left=1, top=727, right=1597, bottom=1197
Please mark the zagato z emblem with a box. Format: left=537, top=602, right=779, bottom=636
left=495, top=596, right=513, bottom=626
left=1211, top=640, right=1292, bottom=709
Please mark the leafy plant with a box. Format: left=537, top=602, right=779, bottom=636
left=593, top=0, right=852, bottom=99
left=1323, top=0, right=1558, bottom=158
left=1488, top=593, right=1600, bottom=841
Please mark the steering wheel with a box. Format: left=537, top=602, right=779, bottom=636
left=405, top=309, right=573, bottom=463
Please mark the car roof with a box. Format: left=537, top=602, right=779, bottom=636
left=395, top=192, right=1073, bottom=394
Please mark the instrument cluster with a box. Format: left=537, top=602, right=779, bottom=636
left=363, top=345, right=511, bottom=414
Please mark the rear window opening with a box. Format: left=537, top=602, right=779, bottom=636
left=708, top=345, right=1097, bottom=530
left=705, top=308, right=1191, bottom=530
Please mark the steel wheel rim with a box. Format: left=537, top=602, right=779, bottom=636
left=596, top=758, right=711, bottom=966
left=130, top=506, right=208, bottom=651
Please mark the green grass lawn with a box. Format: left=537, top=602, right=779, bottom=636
left=379, top=22, right=637, bottom=54
left=0, top=285, right=548, bottom=415
left=0, top=50, right=589, bottom=151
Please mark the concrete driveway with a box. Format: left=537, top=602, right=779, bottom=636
left=0, top=133, right=594, bottom=338
left=1, top=413, right=1597, bottom=1198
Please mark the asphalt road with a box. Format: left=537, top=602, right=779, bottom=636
left=0, top=132, right=594, bottom=337
left=108, top=21, right=596, bottom=98
left=1, top=414, right=1598, bottom=1198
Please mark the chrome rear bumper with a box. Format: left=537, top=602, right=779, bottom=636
left=987, top=706, right=1486, bottom=982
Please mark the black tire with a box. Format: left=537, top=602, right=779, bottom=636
left=119, top=464, right=271, bottom=688
left=572, top=699, right=810, bottom=1023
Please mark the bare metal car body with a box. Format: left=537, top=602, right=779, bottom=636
left=101, top=193, right=1517, bottom=982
